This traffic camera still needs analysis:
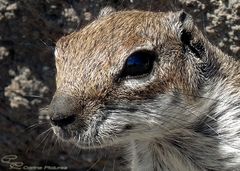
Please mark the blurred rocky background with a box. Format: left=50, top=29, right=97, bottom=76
left=0, top=0, right=239, bottom=170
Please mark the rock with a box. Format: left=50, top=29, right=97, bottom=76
left=0, top=46, right=9, bottom=60
left=6, top=2, right=17, bottom=11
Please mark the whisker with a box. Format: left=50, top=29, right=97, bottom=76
left=87, top=158, right=102, bottom=171
left=36, top=127, right=53, bottom=142
left=39, top=39, right=55, bottom=52
left=42, top=130, right=53, bottom=154
left=112, top=159, right=115, bottom=171
left=25, top=121, right=49, bottom=132
left=171, top=99, right=219, bottom=136
left=176, top=90, right=240, bottom=107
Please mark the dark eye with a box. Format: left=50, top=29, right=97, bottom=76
left=119, top=50, right=156, bottom=78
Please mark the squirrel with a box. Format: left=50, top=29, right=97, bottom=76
left=47, top=7, right=240, bottom=171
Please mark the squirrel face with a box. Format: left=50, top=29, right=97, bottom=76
left=49, top=10, right=212, bottom=148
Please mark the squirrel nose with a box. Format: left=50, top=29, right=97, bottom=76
left=50, top=114, right=76, bottom=127
left=49, top=94, right=77, bottom=127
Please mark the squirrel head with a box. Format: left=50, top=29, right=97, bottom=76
left=49, top=9, right=217, bottom=147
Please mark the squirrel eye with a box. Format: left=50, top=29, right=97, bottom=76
left=120, top=50, right=156, bottom=78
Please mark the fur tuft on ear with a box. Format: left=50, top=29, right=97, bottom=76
left=98, top=6, right=116, bottom=18
left=178, top=10, right=194, bottom=32
left=167, top=10, right=194, bottom=37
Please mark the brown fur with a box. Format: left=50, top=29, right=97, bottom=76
left=49, top=9, right=240, bottom=171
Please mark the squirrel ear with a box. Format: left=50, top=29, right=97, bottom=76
left=98, top=6, right=116, bottom=18
left=170, top=10, right=205, bottom=60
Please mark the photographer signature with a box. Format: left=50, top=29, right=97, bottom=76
left=1, top=154, right=68, bottom=170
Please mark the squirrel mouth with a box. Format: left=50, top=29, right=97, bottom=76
left=51, top=125, right=107, bottom=149
left=50, top=117, right=131, bottom=149
left=52, top=126, right=76, bottom=141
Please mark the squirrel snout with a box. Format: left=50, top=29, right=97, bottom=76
left=49, top=94, right=77, bottom=127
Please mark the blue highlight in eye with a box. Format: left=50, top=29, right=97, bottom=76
left=127, top=55, right=144, bottom=66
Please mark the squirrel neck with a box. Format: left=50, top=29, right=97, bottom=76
left=130, top=45, right=240, bottom=171
left=130, top=140, right=201, bottom=171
